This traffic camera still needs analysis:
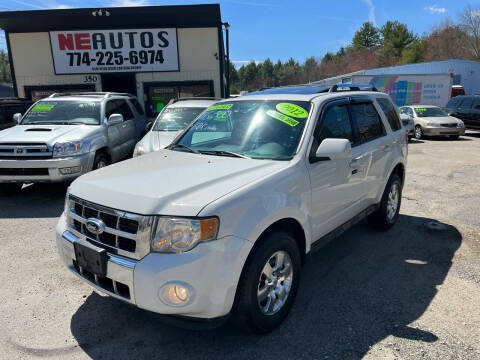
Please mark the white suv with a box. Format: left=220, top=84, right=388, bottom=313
left=56, top=84, right=407, bottom=333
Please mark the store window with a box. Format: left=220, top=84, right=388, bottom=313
left=144, top=81, right=214, bottom=118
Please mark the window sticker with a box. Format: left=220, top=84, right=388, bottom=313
left=266, top=109, right=299, bottom=127
left=214, top=111, right=228, bottom=122
left=31, top=104, right=55, bottom=112
left=207, top=104, right=234, bottom=111
left=276, top=103, right=308, bottom=118
left=415, top=108, right=427, bottom=112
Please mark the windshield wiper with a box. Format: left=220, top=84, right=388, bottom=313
left=167, top=144, right=200, bottom=154
left=198, top=150, right=250, bottom=159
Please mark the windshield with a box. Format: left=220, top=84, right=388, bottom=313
left=21, top=101, right=101, bottom=125
left=414, top=107, right=447, bottom=117
left=173, top=100, right=311, bottom=160
left=153, top=107, right=205, bottom=131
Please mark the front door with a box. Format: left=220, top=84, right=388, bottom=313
left=308, top=99, right=366, bottom=243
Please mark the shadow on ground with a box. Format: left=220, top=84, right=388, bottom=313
left=0, top=183, right=68, bottom=218
left=48, top=214, right=460, bottom=360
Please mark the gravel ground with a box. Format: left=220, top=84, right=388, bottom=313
left=1, top=132, right=479, bottom=360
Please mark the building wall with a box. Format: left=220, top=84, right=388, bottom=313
left=9, top=27, right=221, bottom=98
left=315, top=60, right=480, bottom=95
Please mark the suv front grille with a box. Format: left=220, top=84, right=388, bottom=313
left=0, top=143, right=52, bottom=159
left=67, top=195, right=152, bottom=260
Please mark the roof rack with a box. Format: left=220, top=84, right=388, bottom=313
left=48, top=92, right=136, bottom=98
left=328, top=84, right=378, bottom=92
left=167, top=97, right=221, bottom=105
left=248, top=83, right=378, bottom=96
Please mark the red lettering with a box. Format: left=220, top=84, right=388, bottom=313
left=57, top=34, right=74, bottom=50
left=74, top=33, right=91, bottom=50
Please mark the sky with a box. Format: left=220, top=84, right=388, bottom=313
left=0, top=0, right=475, bottom=66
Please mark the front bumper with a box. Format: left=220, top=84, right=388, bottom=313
left=423, top=126, right=465, bottom=136
left=0, top=152, right=94, bottom=183
left=56, top=213, right=253, bottom=320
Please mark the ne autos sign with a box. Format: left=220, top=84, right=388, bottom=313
left=49, top=29, right=179, bottom=74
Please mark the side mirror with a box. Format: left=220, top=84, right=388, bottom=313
left=13, top=113, right=22, bottom=124
left=315, top=138, right=352, bottom=161
left=107, top=113, right=123, bottom=126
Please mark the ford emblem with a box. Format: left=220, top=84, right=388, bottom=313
left=86, top=218, right=106, bottom=235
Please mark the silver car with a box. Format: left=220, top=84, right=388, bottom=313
left=133, top=97, right=219, bottom=157
left=0, top=92, right=148, bottom=193
left=399, top=105, right=465, bottom=140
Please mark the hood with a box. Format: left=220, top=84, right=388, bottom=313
left=417, top=116, right=459, bottom=124
left=139, top=130, right=180, bottom=152
left=0, top=125, right=99, bottom=145
left=70, top=149, right=289, bottom=216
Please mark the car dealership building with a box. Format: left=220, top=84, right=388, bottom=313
left=0, top=4, right=228, bottom=118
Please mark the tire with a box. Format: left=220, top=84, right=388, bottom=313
left=414, top=125, right=423, bottom=140
left=230, top=231, right=301, bottom=334
left=368, top=172, right=402, bottom=230
left=450, top=135, right=460, bottom=140
left=93, top=152, right=110, bottom=170
left=0, top=183, right=23, bottom=195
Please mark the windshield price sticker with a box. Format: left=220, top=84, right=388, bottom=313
left=31, top=104, right=55, bottom=112
left=415, top=108, right=427, bottom=112
left=266, top=110, right=299, bottom=127
left=49, top=29, right=179, bottom=74
left=207, top=104, right=234, bottom=111
left=276, top=103, right=308, bottom=118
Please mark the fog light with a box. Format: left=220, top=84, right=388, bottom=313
left=159, top=282, right=194, bottom=306
left=59, top=166, right=81, bottom=175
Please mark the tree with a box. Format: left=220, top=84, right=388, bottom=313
left=0, top=50, right=11, bottom=83
left=459, top=4, right=480, bottom=59
left=261, top=58, right=274, bottom=86
left=424, top=20, right=470, bottom=60
left=400, top=37, right=426, bottom=64
left=380, top=21, right=415, bottom=61
left=353, top=22, right=380, bottom=49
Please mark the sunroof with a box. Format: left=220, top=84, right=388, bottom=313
left=247, top=86, right=329, bottom=95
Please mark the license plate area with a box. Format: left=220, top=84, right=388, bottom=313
left=74, top=241, right=107, bottom=278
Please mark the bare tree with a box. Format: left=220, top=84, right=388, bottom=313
left=459, top=4, right=480, bottom=59
left=425, top=19, right=470, bottom=60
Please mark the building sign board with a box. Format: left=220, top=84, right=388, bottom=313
left=49, top=28, right=179, bottom=74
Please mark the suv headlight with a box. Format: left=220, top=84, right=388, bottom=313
left=151, top=217, right=219, bottom=253
left=133, top=142, right=146, bottom=157
left=457, top=120, right=465, bottom=128
left=53, top=141, right=89, bottom=158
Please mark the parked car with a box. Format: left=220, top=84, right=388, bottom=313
left=133, top=97, right=219, bottom=157
left=398, top=111, right=414, bottom=140
left=399, top=105, right=465, bottom=140
left=445, top=95, right=480, bottom=130
left=0, top=97, right=33, bottom=131
left=0, top=92, right=148, bottom=193
left=56, top=84, right=407, bottom=333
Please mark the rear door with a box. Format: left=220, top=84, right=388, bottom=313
left=350, top=97, right=392, bottom=205
left=308, top=98, right=366, bottom=242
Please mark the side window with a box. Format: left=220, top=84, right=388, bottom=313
left=129, top=98, right=145, bottom=115
left=377, top=97, right=402, bottom=131
left=351, top=103, right=385, bottom=143
left=115, top=99, right=134, bottom=120
left=317, top=104, right=354, bottom=144
left=446, top=97, right=461, bottom=108
left=459, top=97, right=473, bottom=109
left=105, top=100, right=120, bottom=120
